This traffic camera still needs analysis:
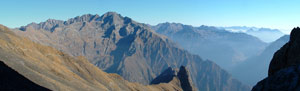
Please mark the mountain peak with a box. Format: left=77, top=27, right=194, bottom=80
left=19, top=12, right=128, bottom=32
left=66, top=14, right=100, bottom=23
left=66, top=12, right=123, bottom=24
left=100, top=12, right=123, bottom=20
left=102, top=12, right=121, bottom=17
left=290, top=27, right=300, bottom=43
left=99, top=12, right=124, bottom=25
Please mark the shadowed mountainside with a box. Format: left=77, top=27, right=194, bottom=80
left=151, top=66, right=195, bottom=91
left=0, top=24, right=191, bottom=91
left=13, top=12, right=250, bottom=91
left=253, top=27, right=300, bottom=90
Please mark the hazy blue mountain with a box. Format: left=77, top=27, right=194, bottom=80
left=232, top=35, right=289, bottom=86
left=152, top=23, right=267, bottom=72
left=13, top=12, right=250, bottom=91
left=222, top=26, right=285, bottom=43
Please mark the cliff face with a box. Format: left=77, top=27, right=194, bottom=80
left=269, top=27, right=300, bottom=76
left=253, top=27, right=300, bottom=90
left=13, top=12, right=250, bottom=91
left=0, top=24, right=188, bottom=91
left=252, top=65, right=300, bottom=91
left=177, top=66, right=194, bottom=91
left=151, top=66, right=195, bottom=91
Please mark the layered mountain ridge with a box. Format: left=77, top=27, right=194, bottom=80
left=0, top=24, right=192, bottom=91
left=151, top=22, right=267, bottom=71
left=13, top=12, right=250, bottom=91
left=233, top=35, right=289, bottom=86
left=221, top=26, right=285, bottom=42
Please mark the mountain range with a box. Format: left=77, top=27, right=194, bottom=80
left=221, top=26, right=285, bottom=43
left=12, top=12, right=250, bottom=91
left=151, top=23, right=267, bottom=72
left=232, top=35, right=289, bottom=86
left=0, top=24, right=193, bottom=91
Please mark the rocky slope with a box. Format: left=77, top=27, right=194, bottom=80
left=252, top=27, right=300, bottom=90
left=232, top=35, right=289, bottom=86
left=152, top=23, right=267, bottom=71
left=13, top=12, right=250, bottom=91
left=0, top=24, right=191, bottom=91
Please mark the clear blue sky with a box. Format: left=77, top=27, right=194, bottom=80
left=1, top=0, right=299, bottom=33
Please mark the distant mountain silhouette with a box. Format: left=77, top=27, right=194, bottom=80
left=222, top=26, right=284, bottom=43
left=13, top=12, right=250, bottom=91
left=152, top=22, right=267, bottom=72
left=253, top=27, right=300, bottom=90
left=232, top=35, right=289, bottom=86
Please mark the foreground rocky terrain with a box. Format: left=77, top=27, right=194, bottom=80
left=0, top=25, right=193, bottom=91
left=252, top=27, right=300, bottom=90
left=13, top=12, right=250, bottom=91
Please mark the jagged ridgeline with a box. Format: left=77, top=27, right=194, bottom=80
left=13, top=12, right=250, bottom=91
left=0, top=24, right=193, bottom=91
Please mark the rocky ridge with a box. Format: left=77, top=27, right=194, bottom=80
left=0, top=24, right=192, bottom=91
left=13, top=12, right=251, bottom=91
left=151, top=66, right=195, bottom=91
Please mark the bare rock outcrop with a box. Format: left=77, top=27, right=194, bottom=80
left=151, top=66, right=195, bottom=91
